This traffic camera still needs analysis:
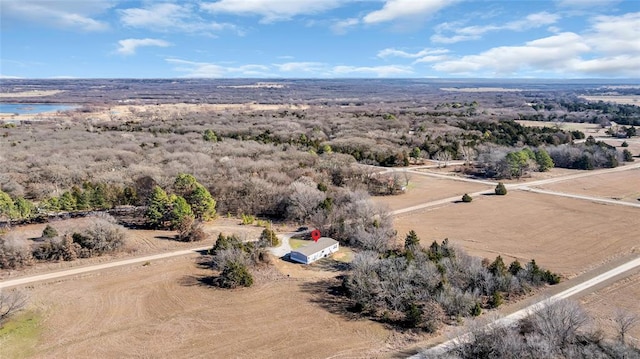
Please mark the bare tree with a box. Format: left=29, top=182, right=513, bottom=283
left=528, top=299, right=590, bottom=349
left=613, top=308, right=640, bottom=344
left=460, top=146, right=477, bottom=165
left=0, top=290, right=27, bottom=325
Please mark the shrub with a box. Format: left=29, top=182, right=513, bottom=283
left=177, top=217, right=207, bottom=242
left=462, top=193, right=473, bottom=202
left=495, top=182, right=507, bottom=195
left=217, top=261, right=253, bottom=288
left=404, top=302, right=423, bottom=328
left=471, top=302, right=483, bottom=316
left=489, top=291, right=504, bottom=308
left=623, top=149, right=634, bottom=162
left=259, top=227, right=279, bottom=247
left=42, top=224, right=58, bottom=238
left=72, top=214, right=125, bottom=256
left=0, top=234, right=32, bottom=269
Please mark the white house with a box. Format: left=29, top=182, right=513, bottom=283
left=290, top=237, right=339, bottom=264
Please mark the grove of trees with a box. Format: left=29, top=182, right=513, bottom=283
left=342, top=231, right=561, bottom=332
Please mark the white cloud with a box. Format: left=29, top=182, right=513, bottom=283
left=167, top=59, right=272, bottom=78
left=0, top=0, right=111, bottom=31
left=331, top=65, right=413, bottom=77
left=586, top=12, right=640, bottom=56
left=432, top=11, right=561, bottom=44
left=119, top=3, right=236, bottom=34
left=432, top=12, right=640, bottom=78
left=275, top=62, right=327, bottom=73
left=362, top=0, right=453, bottom=24
left=201, top=0, right=342, bottom=23
left=433, top=32, right=590, bottom=75
left=556, top=0, right=621, bottom=8
left=0, top=74, right=23, bottom=79
left=117, top=39, right=171, bottom=56
left=377, top=48, right=449, bottom=59
left=331, top=18, right=360, bottom=34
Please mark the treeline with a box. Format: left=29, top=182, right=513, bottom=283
left=342, top=231, right=560, bottom=332
left=558, top=100, right=640, bottom=126
left=0, top=214, right=125, bottom=269
left=428, top=299, right=640, bottom=358
left=0, top=182, right=137, bottom=222
left=456, top=119, right=582, bottom=147
left=473, top=136, right=627, bottom=179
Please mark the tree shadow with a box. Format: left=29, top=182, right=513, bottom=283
left=154, top=235, right=177, bottom=241
left=298, top=277, right=363, bottom=321
left=311, top=258, right=350, bottom=272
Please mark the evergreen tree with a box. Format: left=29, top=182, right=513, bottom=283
left=508, top=259, right=523, bottom=275
left=623, top=149, right=634, bottom=162
left=0, top=190, right=16, bottom=219
left=42, top=225, right=58, bottom=238
left=535, top=149, right=554, bottom=171
left=174, top=174, right=216, bottom=220
left=203, top=129, right=218, bottom=142
left=145, top=186, right=170, bottom=228
left=404, top=230, right=420, bottom=250
left=489, top=255, right=507, bottom=276
left=218, top=261, right=253, bottom=288
left=495, top=182, right=508, bottom=195
left=59, top=191, right=77, bottom=211
left=169, top=195, right=194, bottom=230
left=13, top=197, right=34, bottom=219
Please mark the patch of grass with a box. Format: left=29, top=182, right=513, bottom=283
left=289, top=238, right=309, bottom=249
left=0, top=310, right=42, bottom=358
left=333, top=247, right=354, bottom=263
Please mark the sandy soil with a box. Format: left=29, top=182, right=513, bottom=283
left=536, top=167, right=640, bottom=203
left=581, top=271, right=640, bottom=343
left=392, top=190, right=640, bottom=278
left=579, top=95, right=640, bottom=106
left=18, top=256, right=401, bottom=359
left=0, top=90, right=64, bottom=98
left=0, top=102, right=309, bottom=122
left=440, top=87, right=522, bottom=92
left=515, top=120, right=609, bottom=136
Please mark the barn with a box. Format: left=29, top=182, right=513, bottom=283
left=290, top=237, right=339, bottom=264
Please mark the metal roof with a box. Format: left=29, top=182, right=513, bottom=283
left=291, top=237, right=338, bottom=257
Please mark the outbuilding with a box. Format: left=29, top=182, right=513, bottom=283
left=290, top=237, right=339, bottom=264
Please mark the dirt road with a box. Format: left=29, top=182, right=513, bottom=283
left=0, top=246, right=210, bottom=289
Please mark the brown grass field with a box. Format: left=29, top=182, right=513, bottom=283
left=391, top=190, right=640, bottom=278
left=371, top=173, right=492, bottom=211
left=581, top=272, right=640, bottom=343
left=536, top=167, right=640, bottom=203
left=7, top=256, right=401, bottom=359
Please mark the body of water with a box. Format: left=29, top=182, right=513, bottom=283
left=0, top=103, right=77, bottom=115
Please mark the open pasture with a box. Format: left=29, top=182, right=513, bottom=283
left=6, top=255, right=396, bottom=359
left=536, top=168, right=640, bottom=204
left=393, top=190, right=640, bottom=278
left=371, top=173, right=492, bottom=211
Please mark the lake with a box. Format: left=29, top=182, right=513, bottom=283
left=0, top=103, right=77, bottom=115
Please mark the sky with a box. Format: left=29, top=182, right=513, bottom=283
left=0, top=0, right=639, bottom=79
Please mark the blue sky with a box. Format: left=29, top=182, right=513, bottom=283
left=1, top=0, right=638, bottom=79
